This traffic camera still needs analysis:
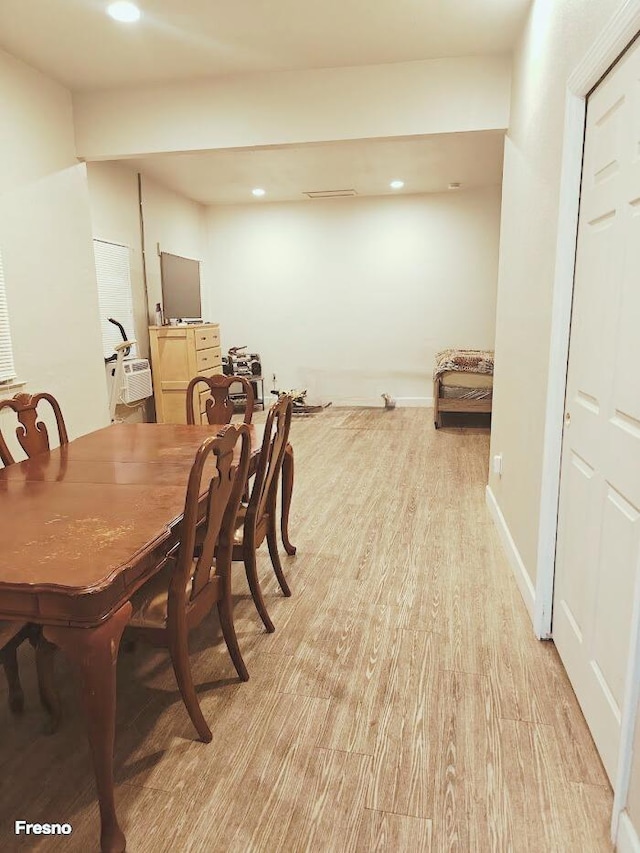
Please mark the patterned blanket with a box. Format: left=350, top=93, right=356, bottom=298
left=433, top=349, right=494, bottom=379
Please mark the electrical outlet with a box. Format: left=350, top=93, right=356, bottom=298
left=492, top=454, right=503, bottom=476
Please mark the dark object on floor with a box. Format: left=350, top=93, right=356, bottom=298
left=270, top=388, right=332, bottom=415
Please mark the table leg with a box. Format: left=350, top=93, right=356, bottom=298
left=281, top=442, right=296, bottom=556
left=44, top=601, right=132, bottom=853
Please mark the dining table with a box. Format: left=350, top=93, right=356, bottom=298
left=0, top=421, right=296, bottom=853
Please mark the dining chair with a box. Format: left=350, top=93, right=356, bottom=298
left=230, top=395, right=294, bottom=635
left=186, top=374, right=255, bottom=426
left=0, top=391, right=66, bottom=732
left=127, top=423, right=252, bottom=743
left=0, top=391, right=69, bottom=466
left=0, top=621, right=60, bottom=731
left=1, top=621, right=28, bottom=713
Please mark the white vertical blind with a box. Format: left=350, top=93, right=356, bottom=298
left=93, top=239, right=136, bottom=359
left=0, top=249, right=17, bottom=384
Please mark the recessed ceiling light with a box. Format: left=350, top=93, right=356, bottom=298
left=390, top=180, right=405, bottom=190
left=252, top=188, right=266, bottom=197
left=448, top=182, right=462, bottom=190
left=107, top=2, right=141, bottom=23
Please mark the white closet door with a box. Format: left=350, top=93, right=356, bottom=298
left=553, top=36, right=640, bottom=783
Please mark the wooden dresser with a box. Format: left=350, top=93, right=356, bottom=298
left=149, top=323, right=222, bottom=424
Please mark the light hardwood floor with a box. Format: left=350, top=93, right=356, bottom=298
left=0, top=408, right=613, bottom=851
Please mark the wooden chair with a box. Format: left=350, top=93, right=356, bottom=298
left=186, top=375, right=255, bottom=426
left=231, top=395, right=293, bottom=634
left=0, top=392, right=65, bottom=731
left=127, top=423, right=252, bottom=743
left=1, top=621, right=28, bottom=713
left=0, top=392, right=69, bottom=466
left=0, top=621, right=60, bottom=731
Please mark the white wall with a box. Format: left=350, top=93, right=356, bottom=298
left=85, top=162, right=147, bottom=354
left=85, top=161, right=208, bottom=421
left=487, top=0, right=623, bottom=591
left=0, top=48, right=108, bottom=448
left=140, top=176, right=208, bottom=320
left=86, top=163, right=209, bottom=335
left=627, top=707, right=640, bottom=848
left=204, top=187, right=502, bottom=405
left=73, top=56, right=511, bottom=159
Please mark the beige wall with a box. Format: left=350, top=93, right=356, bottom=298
left=0, top=48, right=108, bottom=448
left=488, top=0, right=622, bottom=587
left=204, top=187, right=502, bottom=404
left=73, top=56, right=511, bottom=159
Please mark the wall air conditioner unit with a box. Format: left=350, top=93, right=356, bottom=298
left=120, top=358, right=153, bottom=404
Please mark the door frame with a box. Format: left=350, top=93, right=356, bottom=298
left=533, top=0, right=640, bottom=841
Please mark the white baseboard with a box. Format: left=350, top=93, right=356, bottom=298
left=616, top=811, right=640, bottom=853
left=485, top=485, right=535, bottom=622
left=331, top=396, right=432, bottom=408
left=396, top=396, right=433, bottom=408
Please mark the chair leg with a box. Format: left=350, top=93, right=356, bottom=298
left=267, top=518, right=291, bottom=598
left=217, top=575, right=249, bottom=682
left=167, top=628, right=212, bottom=743
left=35, top=636, right=61, bottom=735
left=1, top=641, right=25, bottom=715
left=243, top=544, right=275, bottom=634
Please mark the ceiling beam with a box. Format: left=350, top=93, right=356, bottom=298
left=73, top=56, right=511, bottom=161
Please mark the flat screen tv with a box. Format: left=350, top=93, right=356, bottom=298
left=160, top=252, right=202, bottom=320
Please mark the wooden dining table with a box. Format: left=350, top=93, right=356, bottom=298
left=0, top=421, right=296, bottom=853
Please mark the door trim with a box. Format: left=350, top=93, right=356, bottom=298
left=617, top=810, right=640, bottom=853
left=534, top=1, right=640, bottom=840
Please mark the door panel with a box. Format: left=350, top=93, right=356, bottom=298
left=557, top=451, right=599, bottom=636
left=553, top=37, right=640, bottom=783
left=592, top=487, right=638, bottom=707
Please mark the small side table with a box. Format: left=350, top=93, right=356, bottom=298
left=230, top=376, right=265, bottom=411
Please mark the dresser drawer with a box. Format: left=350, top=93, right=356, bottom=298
left=196, top=346, right=222, bottom=373
left=195, top=326, right=220, bottom=351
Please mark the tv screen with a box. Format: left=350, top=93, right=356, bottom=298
left=160, top=252, right=202, bottom=320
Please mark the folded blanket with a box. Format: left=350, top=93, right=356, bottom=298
left=434, top=349, right=494, bottom=379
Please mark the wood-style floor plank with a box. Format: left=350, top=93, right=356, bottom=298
left=0, top=408, right=613, bottom=851
left=279, top=748, right=372, bottom=853
left=354, top=808, right=433, bottom=852
left=368, top=629, right=440, bottom=818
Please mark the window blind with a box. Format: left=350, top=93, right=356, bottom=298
left=93, top=239, right=136, bottom=360
left=0, top=249, right=17, bottom=385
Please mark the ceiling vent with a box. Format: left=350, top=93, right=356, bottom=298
left=303, top=189, right=358, bottom=199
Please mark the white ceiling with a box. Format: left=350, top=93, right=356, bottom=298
left=123, top=131, right=505, bottom=206
left=0, top=0, right=531, bottom=91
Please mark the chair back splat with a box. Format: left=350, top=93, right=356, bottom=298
left=0, top=392, right=68, bottom=466
left=251, top=395, right=293, bottom=527
left=168, top=423, right=251, bottom=617
left=186, top=375, right=255, bottom=426
left=230, top=395, right=294, bottom=633
left=128, top=423, right=252, bottom=743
